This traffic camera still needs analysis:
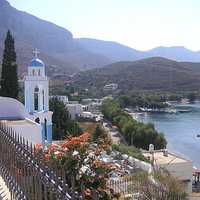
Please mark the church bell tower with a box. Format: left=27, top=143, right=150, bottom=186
left=24, top=49, right=53, bottom=145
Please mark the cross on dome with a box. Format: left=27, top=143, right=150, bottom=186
left=33, top=48, right=40, bottom=58
left=30, top=49, right=44, bottom=67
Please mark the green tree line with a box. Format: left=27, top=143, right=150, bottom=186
left=117, top=92, right=198, bottom=109
left=117, top=94, right=168, bottom=109
left=102, top=99, right=167, bottom=150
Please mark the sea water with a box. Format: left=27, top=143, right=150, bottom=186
left=139, top=103, right=200, bottom=167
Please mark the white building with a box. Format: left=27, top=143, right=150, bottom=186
left=143, top=149, right=193, bottom=194
left=50, top=95, right=69, bottom=105
left=0, top=97, right=42, bottom=144
left=81, top=98, right=102, bottom=114
left=103, top=83, right=118, bottom=91
left=24, top=50, right=53, bottom=144
left=66, top=104, right=83, bottom=119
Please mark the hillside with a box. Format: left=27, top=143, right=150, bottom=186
left=77, top=39, right=200, bottom=64
left=76, top=38, right=149, bottom=62
left=1, top=0, right=200, bottom=78
left=74, top=57, right=200, bottom=92
left=0, top=0, right=111, bottom=76
left=147, top=46, right=200, bottom=62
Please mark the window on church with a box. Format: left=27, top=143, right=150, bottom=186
left=33, top=69, right=35, bottom=76
left=38, top=69, right=41, bottom=76
left=44, top=118, right=47, bottom=139
left=34, top=86, right=39, bottom=111
left=35, top=117, right=40, bottom=124
left=42, top=90, right=45, bottom=110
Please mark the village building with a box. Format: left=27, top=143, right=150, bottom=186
left=65, top=103, right=83, bottom=119
left=143, top=149, right=193, bottom=194
left=103, top=83, right=118, bottom=91
left=50, top=95, right=69, bottom=105
left=0, top=97, right=42, bottom=144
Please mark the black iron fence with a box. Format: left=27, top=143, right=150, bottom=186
left=0, top=122, right=81, bottom=200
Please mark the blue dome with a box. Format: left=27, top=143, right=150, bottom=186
left=30, top=58, right=44, bottom=67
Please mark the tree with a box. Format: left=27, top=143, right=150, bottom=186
left=49, top=98, right=82, bottom=140
left=1, top=30, right=18, bottom=99
left=93, top=124, right=104, bottom=141
left=102, top=99, right=167, bottom=150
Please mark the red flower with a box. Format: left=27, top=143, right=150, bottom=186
left=57, top=152, right=64, bottom=159
left=79, top=132, right=90, bottom=142
left=84, top=188, right=92, bottom=196
left=34, top=144, right=42, bottom=154
left=46, top=144, right=58, bottom=153
left=44, top=154, right=50, bottom=162
left=61, top=133, right=89, bottom=149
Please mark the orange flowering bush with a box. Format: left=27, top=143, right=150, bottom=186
left=35, top=132, right=112, bottom=200
left=34, top=144, right=42, bottom=154
left=81, top=159, right=112, bottom=200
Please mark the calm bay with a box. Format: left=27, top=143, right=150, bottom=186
left=139, top=103, right=200, bottom=167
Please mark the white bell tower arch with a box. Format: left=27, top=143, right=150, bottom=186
left=24, top=49, right=53, bottom=145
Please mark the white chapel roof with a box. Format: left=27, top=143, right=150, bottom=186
left=0, top=97, right=28, bottom=120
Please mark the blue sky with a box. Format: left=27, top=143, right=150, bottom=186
left=7, top=0, right=200, bottom=51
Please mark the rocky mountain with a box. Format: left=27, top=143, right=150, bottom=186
left=147, top=46, right=200, bottom=62
left=1, top=0, right=200, bottom=78
left=77, top=39, right=200, bottom=64
left=0, top=0, right=111, bottom=76
left=76, top=38, right=149, bottom=62
left=74, top=57, right=200, bottom=92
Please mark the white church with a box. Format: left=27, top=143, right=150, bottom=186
left=0, top=50, right=53, bottom=145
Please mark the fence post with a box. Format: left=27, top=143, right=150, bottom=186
left=0, top=122, right=84, bottom=200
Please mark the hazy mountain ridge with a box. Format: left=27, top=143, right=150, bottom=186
left=74, top=57, right=200, bottom=92
left=147, top=46, right=200, bottom=62
left=78, top=39, right=200, bottom=63
left=76, top=38, right=149, bottom=61
left=0, top=0, right=111, bottom=76
left=1, top=0, right=200, bottom=77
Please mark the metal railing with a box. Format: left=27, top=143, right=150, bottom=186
left=0, top=122, right=81, bottom=200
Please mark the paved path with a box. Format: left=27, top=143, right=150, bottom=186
left=103, top=120, right=128, bottom=145
left=0, top=176, right=11, bottom=200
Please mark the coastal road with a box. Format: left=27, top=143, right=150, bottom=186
left=103, top=120, right=127, bottom=145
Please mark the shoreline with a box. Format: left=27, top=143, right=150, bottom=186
left=130, top=107, right=200, bottom=168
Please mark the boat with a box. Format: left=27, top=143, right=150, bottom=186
left=139, top=107, right=177, bottom=114
left=197, top=134, right=200, bottom=138
left=178, top=109, right=190, bottom=113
